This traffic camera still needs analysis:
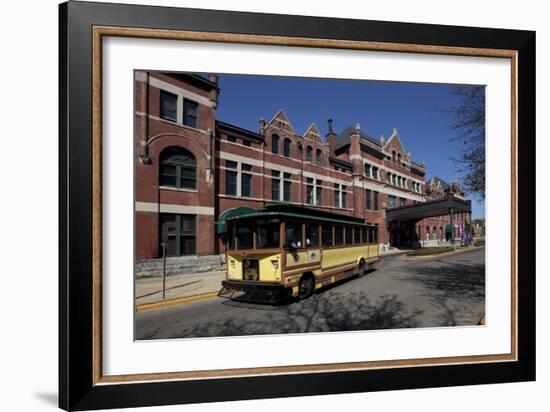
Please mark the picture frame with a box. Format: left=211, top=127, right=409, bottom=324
left=59, top=1, right=536, bottom=410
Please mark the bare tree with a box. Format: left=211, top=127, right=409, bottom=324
left=445, top=85, right=486, bottom=199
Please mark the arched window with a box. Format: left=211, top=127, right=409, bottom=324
left=283, top=138, right=291, bottom=157
left=392, top=150, right=396, bottom=162
left=159, top=146, right=197, bottom=189
left=316, top=148, right=322, bottom=166
left=433, top=226, right=437, bottom=240
left=272, top=134, right=280, bottom=155
left=397, top=153, right=402, bottom=164
left=306, top=146, right=313, bottom=163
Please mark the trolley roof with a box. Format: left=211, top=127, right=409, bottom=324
left=224, top=204, right=377, bottom=228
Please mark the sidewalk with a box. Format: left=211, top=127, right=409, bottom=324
left=136, top=271, right=225, bottom=306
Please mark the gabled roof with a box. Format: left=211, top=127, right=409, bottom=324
left=429, top=176, right=450, bottom=190
left=303, top=122, right=322, bottom=141
left=266, top=109, right=295, bottom=134
left=382, top=129, right=408, bottom=160
left=335, top=126, right=380, bottom=149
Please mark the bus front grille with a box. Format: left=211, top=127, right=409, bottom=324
left=242, top=259, right=259, bottom=281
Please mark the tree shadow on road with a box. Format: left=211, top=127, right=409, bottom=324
left=175, top=292, right=423, bottom=338
left=403, top=261, right=485, bottom=326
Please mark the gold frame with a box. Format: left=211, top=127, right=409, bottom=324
left=92, top=26, right=518, bottom=386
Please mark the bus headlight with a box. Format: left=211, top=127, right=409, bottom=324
left=271, top=260, right=279, bottom=269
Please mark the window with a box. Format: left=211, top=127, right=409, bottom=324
left=392, top=150, right=396, bottom=162
left=342, top=186, right=347, bottom=209
left=352, top=227, right=359, bottom=244
left=272, top=134, right=280, bottom=154
left=243, top=140, right=252, bottom=147
left=374, top=225, right=379, bottom=243
left=159, top=146, right=197, bottom=189
left=236, top=222, right=253, bottom=250
left=241, top=164, right=252, bottom=198
left=373, top=191, right=379, bottom=210
left=400, top=197, right=406, bottom=207
left=159, top=90, right=177, bottom=122
left=334, top=184, right=341, bottom=208
left=285, top=222, right=303, bottom=248
left=361, top=228, right=368, bottom=244
left=316, top=149, right=322, bottom=166
left=306, top=177, right=314, bottom=205
left=397, top=153, right=402, bottom=164
left=160, top=214, right=196, bottom=256
left=227, top=136, right=237, bottom=143
left=388, top=195, right=396, bottom=208
left=255, top=219, right=280, bottom=249
left=271, top=170, right=281, bottom=201
left=322, top=225, right=333, bottom=246
left=182, top=99, right=198, bottom=128
left=372, top=167, right=379, bottom=180
left=284, top=138, right=291, bottom=157
left=366, top=189, right=372, bottom=210
left=315, top=180, right=322, bottom=206
left=392, top=174, right=397, bottom=186
left=306, top=223, right=319, bottom=246
left=306, top=146, right=313, bottom=163
left=225, top=160, right=238, bottom=196
left=345, top=227, right=353, bottom=244
left=334, top=226, right=344, bottom=245
left=364, top=163, right=371, bottom=178
left=283, top=172, right=292, bottom=202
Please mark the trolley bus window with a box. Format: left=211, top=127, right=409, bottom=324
left=306, top=223, right=319, bottom=246
left=334, top=226, right=344, bottom=245
left=362, top=228, right=368, bottom=244
left=285, top=222, right=303, bottom=249
left=236, top=221, right=253, bottom=250
left=322, top=224, right=333, bottom=247
left=255, top=219, right=280, bottom=249
left=227, top=222, right=235, bottom=250
left=345, top=226, right=353, bottom=244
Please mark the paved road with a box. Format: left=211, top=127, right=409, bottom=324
left=135, top=248, right=485, bottom=340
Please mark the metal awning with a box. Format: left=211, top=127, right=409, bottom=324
left=386, top=195, right=471, bottom=223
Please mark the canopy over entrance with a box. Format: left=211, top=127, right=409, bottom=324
left=386, top=194, right=471, bottom=223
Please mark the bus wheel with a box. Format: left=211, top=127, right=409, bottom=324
left=358, top=260, right=366, bottom=278
left=298, top=274, right=315, bottom=300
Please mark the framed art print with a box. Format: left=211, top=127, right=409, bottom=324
left=59, top=1, right=535, bottom=410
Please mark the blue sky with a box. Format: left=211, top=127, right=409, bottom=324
left=212, top=74, right=485, bottom=219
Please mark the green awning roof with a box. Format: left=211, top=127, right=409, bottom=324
left=215, top=207, right=256, bottom=234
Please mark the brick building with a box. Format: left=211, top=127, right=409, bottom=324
left=135, top=72, right=473, bottom=264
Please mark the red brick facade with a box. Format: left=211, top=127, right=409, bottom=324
left=135, top=72, right=473, bottom=260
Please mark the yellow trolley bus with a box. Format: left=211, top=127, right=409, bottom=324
left=218, top=204, right=380, bottom=302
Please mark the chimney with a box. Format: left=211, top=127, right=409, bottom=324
left=326, top=118, right=337, bottom=156
left=259, top=117, right=266, bottom=136
left=208, top=74, right=219, bottom=109
left=380, top=134, right=385, bottom=146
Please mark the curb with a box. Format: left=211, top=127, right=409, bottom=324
left=136, top=291, right=219, bottom=313
left=405, top=245, right=484, bottom=260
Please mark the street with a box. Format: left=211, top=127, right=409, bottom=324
left=135, top=248, right=485, bottom=340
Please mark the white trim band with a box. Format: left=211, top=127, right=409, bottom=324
left=135, top=202, right=215, bottom=215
